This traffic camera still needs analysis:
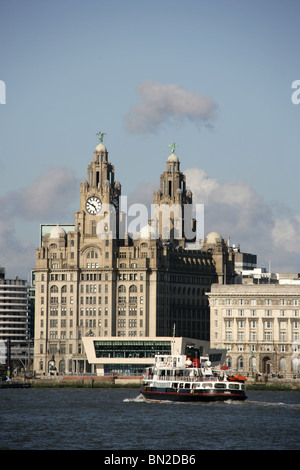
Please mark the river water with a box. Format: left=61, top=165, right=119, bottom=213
left=0, top=388, right=299, bottom=451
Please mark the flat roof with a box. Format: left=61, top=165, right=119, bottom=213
left=83, top=336, right=210, bottom=366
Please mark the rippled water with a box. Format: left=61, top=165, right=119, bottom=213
left=0, top=388, right=299, bottom=450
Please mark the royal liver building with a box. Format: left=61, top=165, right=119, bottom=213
left=33, top=138, right=236, bottom=375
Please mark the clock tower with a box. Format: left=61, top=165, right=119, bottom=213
left=152, top=148, right=194, bottom=245
left=76, top=140, right=121, bottom=238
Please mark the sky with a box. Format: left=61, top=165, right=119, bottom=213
left=0, top=0, right=300, bottom=279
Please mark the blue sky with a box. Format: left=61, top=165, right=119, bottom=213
left=0, top=0, right=300, bottom=278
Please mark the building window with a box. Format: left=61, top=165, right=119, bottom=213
left=280, top=332, right=287, bottom=341
left=264, top=331, right=272, bottom=341
left=91, top=221, right=97, bottom=235
left=238, top=357, right=244, bottom=369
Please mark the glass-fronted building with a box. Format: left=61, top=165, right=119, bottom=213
left=82, top=336, right=222, bottom=375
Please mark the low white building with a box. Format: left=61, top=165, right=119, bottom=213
left=82, top=336, right=226, bottom=376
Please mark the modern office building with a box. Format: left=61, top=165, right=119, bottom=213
left=0, top=268, right=31, bottom=372
left=33, top=139, right=247, bottom=376
left=207, top=284, right=300, bottom=378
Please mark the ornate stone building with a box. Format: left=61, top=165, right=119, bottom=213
left=33, top=140, right=237, bottom=375
left=207, top=284, right=300, bottom=378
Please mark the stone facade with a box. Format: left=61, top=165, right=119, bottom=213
left=207, top=284, right=300, bottom=378
left=33, top=141, right=237, bottom=376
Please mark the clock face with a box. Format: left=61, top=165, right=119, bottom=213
left=86, top=196, right=102, bottom=215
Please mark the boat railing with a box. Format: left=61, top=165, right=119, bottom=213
left=143, top=373, right=221, bottom=382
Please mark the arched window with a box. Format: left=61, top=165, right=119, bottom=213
left=118, top=285, right=126, bottom=293
left=226, top=356, right=232, bottom=369
left=50, top=285, right=58, bottom=293
left=129, top=285, right=137, bottom=293
left=280, top=357, right=286, bottom=374
left=129, top=285, right=137, bottom=305
left=59, top=360, right=66, bottom=373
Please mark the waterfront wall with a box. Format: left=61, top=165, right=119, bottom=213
left=16, top=374, right=300, bottom=390
left=29, top=375, right=142, bottom=387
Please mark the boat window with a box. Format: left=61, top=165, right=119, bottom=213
left=228, top=383, right=239, bottom=390
left=179, top=383, right=184, bottom=388
left=184, top=383, right=190, bottom=389
left=214, top=383, right=227, bottom=389
left=203, top=383, right=212, bottom=388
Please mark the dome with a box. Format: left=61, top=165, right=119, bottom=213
left=49, top=225, right=66, bottom=239
left=167, top=153, right=179, bottom=163
left=206, top=231, right=222, bottom=244
left=95, top=143, right=107, bottom=153
left=140, top=224, right=157, bottom=239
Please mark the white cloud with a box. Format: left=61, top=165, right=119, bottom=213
left=0, top=166, right=79, bottom=278
left=124, top=80, right=217, bottom=133
left=271, top=215, right=300, bottom=254
left=3, top=167, right=79, bottom=220
left=0, top=215, right=35, bottom=279
left=184, top=167, right=300, bottom=272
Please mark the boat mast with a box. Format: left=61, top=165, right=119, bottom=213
left=172, top=324, right=175, bottom=356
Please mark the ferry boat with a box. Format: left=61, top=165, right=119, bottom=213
left=140, top=353, right=247, bottom=402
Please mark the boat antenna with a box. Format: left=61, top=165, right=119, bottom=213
left=172, top=324, right=175, bottom=355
